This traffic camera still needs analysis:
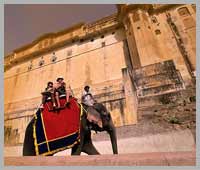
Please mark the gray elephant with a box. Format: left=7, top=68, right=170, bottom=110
left=23, top=103, right=118, bottom=155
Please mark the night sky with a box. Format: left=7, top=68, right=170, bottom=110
left=4, top=4, right=117, bottom=55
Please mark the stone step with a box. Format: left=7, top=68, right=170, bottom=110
left=4, top=151, right=196, bottom=166
left=138, top=87, right=195, bottom=108
left=134, top=71, right=181, bottom=87
left=137, top=83, right=183, bottom=97
left=134, top=60, right=176, bottom=77
left=4, top=129, right=195, bottom=156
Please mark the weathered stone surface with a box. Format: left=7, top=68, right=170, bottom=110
left=4, top=151, right=196, bottom=166
left=133, top=60, right=185, bottom=98
left=4, top=4, right=196, bottom=153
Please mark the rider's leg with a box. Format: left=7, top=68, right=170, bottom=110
left=55, top=91, right=60, bottom=108
left=65, top=90, right=70, bottom=107
left=50, top=92, right=56, bottom=109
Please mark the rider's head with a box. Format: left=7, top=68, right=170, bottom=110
left=47, top=81, right=53, bottom=88
left=56, top=77, right=64, bottom=83
left=84, top=85, right=90, bottom=92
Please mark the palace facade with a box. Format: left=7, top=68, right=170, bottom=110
left=4, top=4, right=196, bottom=146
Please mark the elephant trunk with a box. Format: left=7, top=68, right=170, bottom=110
left=108, top=121, right=118, bottom=154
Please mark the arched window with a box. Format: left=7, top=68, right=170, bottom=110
left=178, top=7, right=190, bottom=17
left=39, top=57, right=44, bottom=66
left=155, top=29, right=161, bottom=35
left=51, top=52, right=57, bottom=62
left=151, top=16, right=158, bottom=23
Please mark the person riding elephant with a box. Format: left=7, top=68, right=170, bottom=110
left=39, top=81, right=55, bottom=110
left=81, top=85, right=96, bottom=106
left=54, top=77, right=71, bottom=109
left=81, top=85, right=100, bottom=126
left=81, top=85, right=109, bottom=128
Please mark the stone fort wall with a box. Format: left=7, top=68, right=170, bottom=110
left=4, top=4, right=196, bottom=146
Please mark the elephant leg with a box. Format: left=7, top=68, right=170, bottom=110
left=23, top=119, right=36, bottom=156
left=71, top=123, right=85, bottom=155
left=107, top=120, right=118, bottom=154
left=71, top=114, right=89, bottom=155
left=82, top=141, right=100, bottom=155
left=71, top=143, right=81, bottom=155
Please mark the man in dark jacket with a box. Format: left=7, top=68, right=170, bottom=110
left=40, top=81, right=55, bottom=110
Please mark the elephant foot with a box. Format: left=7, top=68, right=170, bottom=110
left=71, top=144, right=81, bottom=155
left=82, top=142, right=100, bottom=155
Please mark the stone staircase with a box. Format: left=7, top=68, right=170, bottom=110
left=130, top=60, right=195, bottom=109
left=133, top=60, right=185, bottom=98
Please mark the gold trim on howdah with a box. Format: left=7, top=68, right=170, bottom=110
left=33, top=103, right=83, bottom=155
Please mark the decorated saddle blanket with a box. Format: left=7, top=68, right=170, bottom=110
left=33, top=97, right=81, bottom=156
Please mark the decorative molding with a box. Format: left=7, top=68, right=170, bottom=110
left=13, top=23, right=84, bottom=53
left=117, top=4, right=184, bottom=20
left=150, top=4, right=183, bottom=15
left=4, top=4, right=190, bottom=71
left=4, top=14, right=120, bottom=71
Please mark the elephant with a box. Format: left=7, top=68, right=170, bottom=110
left=22, top=102, right=118, bottom=156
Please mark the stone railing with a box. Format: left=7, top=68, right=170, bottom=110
left=84, top=13, right=119, bottom=35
